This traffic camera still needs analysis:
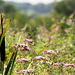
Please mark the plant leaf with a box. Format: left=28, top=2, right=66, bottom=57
left=4, top=52, right=14, bottom=75
left=0, top=20, right=11, bottom=46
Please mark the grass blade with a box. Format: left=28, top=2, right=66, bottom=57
left=0, top=20, right=11, bottom=46
left=24, top=61, right=33, bottom=75
left=9, top=48, right=18, bottom=75
left=4, top=52, right=15, bottom=75
left=9, top=36, right=21, bottom=75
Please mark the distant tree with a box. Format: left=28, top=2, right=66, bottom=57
left=3, top=4, right=16, bottom=14
left=54, top=0, right=75, bottom=16
left=0, top=0, right=4, bottom=6
left=0, top=0, right=4, bottom=12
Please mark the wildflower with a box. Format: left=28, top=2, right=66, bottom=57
left=37, top=35, right=40, bottom=39
left=17, top=31, right=19, bottom=34
left=22, top=69, right=35, bottom=74
left=27, top=69, right=36, bottom=73
left=3, top=26, right=5, bottom=28
left=20, top=29, right=22, bottom=31
left=68, top=41, right=70, bottom=43
left=61, top=50, right=64, bottom=52
left=51, top=28, right=53, bottom=30
left=24, top=39, right=33, bottom=43
left=7, top=30, right=9, bottom=33
left=42, top=50, right=56, bottom=55
left=47, top=68, right=49, bottom=71
left=4, top=65, right=7, bottom=69
left=21, top=58, right=28, bottom=62
left=28, top=39, right=33, bottom=43
left=49, top=31, right=51, bottom=34
left=19, top=44, right=26, bottom=47
left=67, top=19, right=71, bottom=22
left=41, top=52, right=44, bottom=55
left=36, top=27, right=38, bottom=29
left=13, top=31, right=15, bottom=34
left=56, top=26, right=59, bottom=30
left=34, top=56, right=47, bottom=60
left=47, top=54, right=51, bottom=58
left=47, top=50, right=56, bottom=54
left=16, top=59, right=21, bottom=63
left=5, top=19, right=8, bottom=22
left=73, top=19, right=75, bottom=21
left=24, top=46, right=30, bottom=51
left=42, top=32, right=45, bottom=36
left=49, top=40, right=52, bottom=44
left=16, top=58, right=28, bottom=63
left=46, top=38, right=49, bottom=41
left=50, top=36, right=53, bottom=39
left=34, top=56, right=42, bottom=60
left=16, top=72, right=22, bottom=74
left=10, top=33, right=11, bottom=35
left=15, top=43, right=18, bottom=45
left=12, top=45, right=15, bottom=48
left=63, top=45, right=66, bottom=48
left=64, top=64, right=75, bottom=67
left=65, top=30, right=68, bottom=33
left=46, top=30, right=49, bottom=32
left=33, top=63, right=36, bottom=66
left=40, top=26, right=43, bottom=28
left=22, top=70, right=27, bottom=74
left=43, top=50, right=47, bottom=53
left=41, top=57, right=47, bottom=60
left=53, top=63, right=60, bottom=66
left=19, top=44, right=30, bottom=51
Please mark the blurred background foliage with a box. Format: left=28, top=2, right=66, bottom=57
left=0, top=0, right=75, bottom=37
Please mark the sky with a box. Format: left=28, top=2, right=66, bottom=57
left=4, top=0, right=61, bottom=5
